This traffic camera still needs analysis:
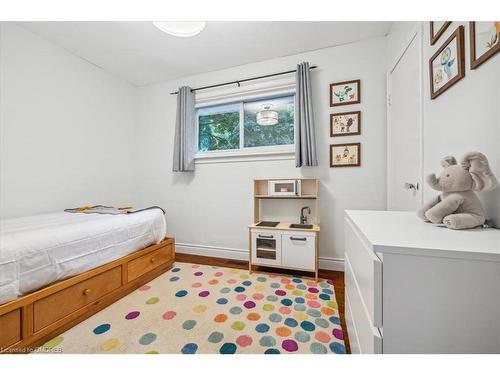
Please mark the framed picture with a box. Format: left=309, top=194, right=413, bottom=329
left=470, top=21, right=500, bottom=69
left=430, top=21, right=451, bottom=45
left=329, top=79, right=360, bottom=107
left=329, top=143, right=361, bottom=167
left=429, top=26, right=465, bottom=99
left=330, top=111, right=361, bottom=137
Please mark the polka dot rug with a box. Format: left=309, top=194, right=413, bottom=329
left=37, top=262, right=346, bottom=354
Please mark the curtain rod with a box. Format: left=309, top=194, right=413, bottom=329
left=169, top=65, right=317, bottom=95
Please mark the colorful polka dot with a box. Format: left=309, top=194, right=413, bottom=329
left=270, top=282, right=280, bottom=288
left=162, top=311, right=176, bottom=320
left=327, top=300, right=338, bottom=309
left=191, top=282, right=202, bottom=288
left=315, top=318, right=329, bottom=328
left=169, top=276, right=179, bottom=282
left=281, top=339, right=298, bottom=352
left=315, top=331, right=331, bottom=343
left=242, top=280, right=252, bottom=286
left=181, top=343, right=198, bottom=354
left=276, top=326, right=292, bottom=337
left=194, top=271, right=203, bottom=276
left=193, top=304, right=207, bottom=313
left=146, top=297, right=159, bottom=304
left=308, top=287, right=319, bottom=293
left=175, top=290, right=187, bottom=297
left=217, top=298, right=228, bottom=304
left=310, top=342, right=327, bottom=354
left=230, top=306, right=242, bottom=315
left=269, top=313, right=282, bottom=323
left=332, top=328, right=344, bottom=340
left=255, top=323, right=270, bottom=333
left=294, top=304, right=306, bottom=312
left=198, top=290, right=210, bottom=297
left=275, top=289, right=286, bottom=296
left=220, top=343, right=237, bottom=354
left=257, top=276, right=267, bottom=282
left=279, top=307, right=291, bottom=315
left=319, top=293, right=331, bottom=301
left=234, top=286, right=245, bottom=293
left=307, top=300, right=321, bottom=308
left=208, top=331, right=224, bottom=343
left=330, top=342, right=346, bottom=354
left=300, top=321, right=316, bottom=331
left=227, top=279, right=237, bottom=284
left=214, top=314, right=228, bottom=323
left=320, top=307, right=335, bottom=316
left=100, top=338, right=119, bottom=351
left=139, top=333, right=157, bottom=345
left=259, top=336, right=276, bottom=347
left=208, top=279, right=219, bottom=285
left=247, top=312, right=261, bottom=321
left=243, top=301, right=256, bottom=309
left=294, top=331, right=311, bottom=343
left=236, top=294, right=247, bottom=301
left=171, top=267, right=180, bottom=272
left=231, top=321, right=245, bottom=331
left=329, top=316, right=341, bottom=325
left=182, top=320, right=197, bottom=330
left=93, top=323, right=111, bottom=334
left=266, top=295, right=278, bottom=302
left=125, top=311, right=140, bottom=320
left=264, top=348, right=281, bottom=354
left=138, top=284, right=151, bottom=291
left=252, top=293, right=264, bottom=300
left=220, top=287, right=231, bottom=293
left=284, top=318, right=298, bottom=327
left=295, top=297, right=305, bottom=304
left=236, top=335, right=253, bottom=347
left=214, top=272, right=223, bottom=277
left=307, top=309, right=321, bottom=318
left=281, top=298, right=293, bottom=306
left=263, top=304, right=275, bottom=312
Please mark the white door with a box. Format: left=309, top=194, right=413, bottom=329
left=387, top=28, right=423, bottom=211
left=251, top=231, right=282, bottom=267
left=281, top=233, right=315, bottom=271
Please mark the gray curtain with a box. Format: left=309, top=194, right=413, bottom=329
left=172, top=86, right=196, bottom=172
left=295, top=62, right=318, bottom=167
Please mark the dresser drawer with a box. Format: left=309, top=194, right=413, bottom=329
left=127, top=244, right=174, bottom=282
left=34, top=267, right=122, bottom=332
left=0, top=308, right=21, bottom=349
left=281, top=232, right=315, bottom=271
left=345, top=217, right=382, bottom=327
left=345, top=253, right=382, bottom=354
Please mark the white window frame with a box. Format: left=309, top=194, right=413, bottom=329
left=194, top=89, right=296, bottom=161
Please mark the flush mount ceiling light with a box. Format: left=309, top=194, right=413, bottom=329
left=153, top=21, right=206, bottom=37
left=256, top=104, right=279, bottom=126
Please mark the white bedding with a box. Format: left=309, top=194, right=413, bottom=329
left=0, top=209, right=167, bottom=305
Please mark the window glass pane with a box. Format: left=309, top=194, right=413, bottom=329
left=198, top=103, right=240, bottom=152
left=243, top=96, right=294, bottom=148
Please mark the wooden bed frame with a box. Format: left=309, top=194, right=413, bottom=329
left=0, top=237, right=175, bottom=353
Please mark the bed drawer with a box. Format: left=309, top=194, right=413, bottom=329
left=33, top=267, right=122, bottom=332
left=127, top=244, right=173, bottom=282
left=0, top=308, right=21, bottom=349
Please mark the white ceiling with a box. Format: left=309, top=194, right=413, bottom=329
left=19, top=21, right=392, bottom=86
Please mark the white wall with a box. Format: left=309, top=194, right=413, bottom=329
left=0, top=23, right=138, bottom=219
left=135, top=37, right=388, bottom=269
left=387, top=22, right=500, bottom=228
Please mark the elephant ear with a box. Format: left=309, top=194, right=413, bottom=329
left=440, top=155, right=457, bottom=168
left=460, top=152, right=498, bottom=191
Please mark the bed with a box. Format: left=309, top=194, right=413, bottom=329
left=0, top=208, right=174, bottom=353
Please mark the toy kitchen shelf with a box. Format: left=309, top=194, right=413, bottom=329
left=248, top=178, right=320, bottom=280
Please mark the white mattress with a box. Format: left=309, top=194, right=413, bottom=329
left=0, top=209, right=167, bottom=305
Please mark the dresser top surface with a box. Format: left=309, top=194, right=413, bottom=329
left=346, top=210, right=500, bottom=259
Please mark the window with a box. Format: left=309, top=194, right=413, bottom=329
left=196, top=95, right=294, bottom=156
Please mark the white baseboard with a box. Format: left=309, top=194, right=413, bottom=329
left=175, top=242, right=344, bottom=272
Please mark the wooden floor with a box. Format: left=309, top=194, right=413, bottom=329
left=175, top=253, right=351, bottom=354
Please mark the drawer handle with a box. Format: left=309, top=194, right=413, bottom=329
left=258, top=234, right=274, bottom=239
left=290, top=237, right=307, bottom=241
left=83, top=288, right=92, bottom=296
left=150, top=257, right=156, bottom=263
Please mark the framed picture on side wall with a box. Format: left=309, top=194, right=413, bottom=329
left=429, top=25, right=465, bottom=99
left=329, top=143, right=361, bottom=167
left=329, top=79, right=360, bottom=107
left=330, top=111, right=361, bottom=137
left=470, top=21, right=500, bottom=69
left=430, top=21, right=451, bottom=45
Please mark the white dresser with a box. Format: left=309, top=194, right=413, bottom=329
left=344, top=210, right=500, bottom=354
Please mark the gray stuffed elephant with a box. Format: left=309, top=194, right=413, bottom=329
left=418, top=152, right=498, bottom=230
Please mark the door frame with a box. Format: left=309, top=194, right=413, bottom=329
left=386, top=22, right=424, bottom=210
